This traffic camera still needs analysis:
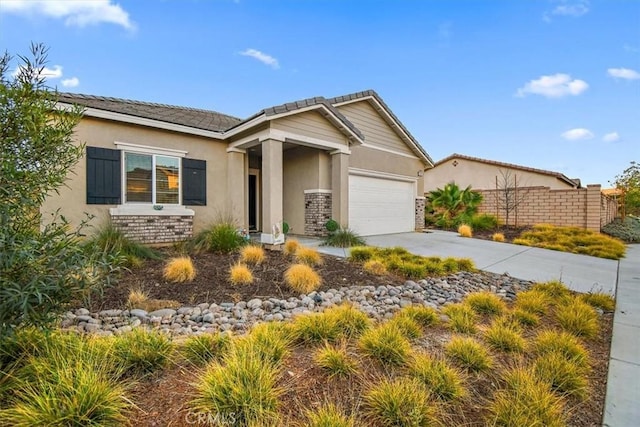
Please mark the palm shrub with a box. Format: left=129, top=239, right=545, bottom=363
left=428, top=182, right=483, bottom=227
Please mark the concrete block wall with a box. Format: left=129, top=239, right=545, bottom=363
left=477, top=184, right=614, bottom=231
left=111, top=215, right=193, bottom=244
left=304, top=192, right=332, bottom=236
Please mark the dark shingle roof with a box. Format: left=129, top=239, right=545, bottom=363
left=435, top=153, right=580, bottom=188
left=58, top=93, right=242, bottom=133
left=328, top=90, right=434, bottom=166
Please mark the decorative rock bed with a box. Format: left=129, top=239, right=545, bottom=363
left=61, top=271, right=533, bottom=336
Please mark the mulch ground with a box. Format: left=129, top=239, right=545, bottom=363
left=88, top=249, right=400, bottom=311
left=89, top=248, right=613, bottom=427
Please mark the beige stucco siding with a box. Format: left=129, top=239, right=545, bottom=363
left=349, top=145, right=425, bottom=195
left=41, top=117, right=229, bottom=234
left=271, top=111, right=348, bottom=144
left=337, top=101, right=415, bottom=156
left=424, top=158, right=574, bottom=192
left=282, top=147, right=326, bottom=234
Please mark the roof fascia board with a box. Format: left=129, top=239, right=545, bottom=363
left=333, top=95, right=432, bottom=166
left=59, top=103, right=225, bottom=139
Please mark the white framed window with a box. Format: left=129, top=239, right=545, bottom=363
left=115, top=142, right=187, bottom=206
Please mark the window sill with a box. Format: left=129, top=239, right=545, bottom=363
left=109, top=205, right=195, bottom=217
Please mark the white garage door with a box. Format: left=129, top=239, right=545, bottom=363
left=349, top=174, right=415, bottom=236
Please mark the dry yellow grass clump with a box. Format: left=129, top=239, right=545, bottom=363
left=492, top=233, right=505, bottom=242
left=363, top=259, right=387, bottom=275
left=458, top=224, right=473, bottom=238
left=229, top=263, right=253, bottom=285
left=163, top=256, right=196, bottom=283
left=240, top=245, right=265, bottom=264
left=295, top=246, right=323, bottom=266
left=285, top=263, right=321, bottom=293
left=283, top=239, right=301, bottom=256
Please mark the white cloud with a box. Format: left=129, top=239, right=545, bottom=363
left=602, top=132, right=620, bottom=143
left=607, top=67, right=640, bottom=80
left=0, top=0, right=135, bottom=30
left=12, top=64, right=63, bottom=79
left=61, top=77, right=80, bottom=88
left=544, top=0, right=589, bottom=21
left=239, top=49, right=280, bottom=69
left=561, top=128, right=594, bottom=141
left=516, top=73, right=588, bottom=98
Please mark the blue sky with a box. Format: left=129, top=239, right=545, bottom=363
left=1, top=0, right=638, bottom=186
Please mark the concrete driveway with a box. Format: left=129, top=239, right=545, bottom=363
left=312, top=230, right=619, bottom=294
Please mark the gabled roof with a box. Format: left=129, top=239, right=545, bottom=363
left=58, top=93, right=241, bottom=133
left=328, top=90, right=434, bottom=166
left=435, top=153, right=580, bottom=188
left=57, top=90, right=430, bottom=164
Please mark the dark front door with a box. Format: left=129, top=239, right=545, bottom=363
left=248, top=174, right=257, bottom=231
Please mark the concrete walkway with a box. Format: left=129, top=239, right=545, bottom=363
left=604, top=244, right=640, bottom=427
left=299, top=230, right=637, bottom=425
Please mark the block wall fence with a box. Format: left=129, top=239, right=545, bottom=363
left=476, top=184, right=618, bottom=231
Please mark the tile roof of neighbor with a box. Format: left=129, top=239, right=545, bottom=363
left=58, top=90, right=432, bottom=164
left=435, top=153, right=580, bottom=188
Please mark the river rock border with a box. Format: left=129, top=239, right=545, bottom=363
left=61, top=272, right=533, bottom=336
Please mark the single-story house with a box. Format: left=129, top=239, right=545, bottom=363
left=424, top=153, right=581, bottom=192
left=44, top=90, right=433, bottom=244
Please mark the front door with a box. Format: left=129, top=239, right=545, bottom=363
left=248, top=173, right=257, bottom=231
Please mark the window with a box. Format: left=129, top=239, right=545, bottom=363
left=125, top=152, right=180, bottom=204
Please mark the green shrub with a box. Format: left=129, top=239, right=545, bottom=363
left=241, top=321, right=294, bottom=367
left=533, top=330, right=590, bottom=370
left=484, top=319, right=526, bottom=353
left=408, top=353, right=466, bottom=401
left=364, top=378, right=435, bottom=427
left=325, top=219, right=340, bottom=233
left=467, top=213, right=499, bottom=231
left=602, top=216, right=640, bottom=243
left=514, top=290, right=552, bottom=315
left=348, top=246, right=375, bottom=262
left=423, top=260, right=445, bottom=275
left=293, top=312, right=342, bottom=344
left=191, top=345, right=283, bottom=426
left=397, top=262, right=426, bottom=279
left=323, top=227, right=366, bottom=248
left=192, top=221, right=245, bottom=253
left=487, top=367, right=566, bottom=427
left=531, top=280, right=571, bottom=301
left=113, top=328, right=174, bottom=377
left=533, top=352, right=589, bottom=399
left=182, top=332, right=231, bottom=365
left=555, top=298, right=599, bottom=339
left=358, top=324, right=413, bottom=366
left=464, top=292, right=507, bottom=316
left=387, top=315, right=423, bottom=339
left=314, top=343, right=358, bottom=377
left=442, top=303, right=478, bottom=334
left=445, top=336, right=493, bottom=372
left=580, top=292, right=615, bottom=311
left=306, top=403, right=355, bottom=427
left=395, top=305, right=439, bottom=328
left=324, top=304, right=372, bottom=339
left=509, top=308, right=540, bottom=327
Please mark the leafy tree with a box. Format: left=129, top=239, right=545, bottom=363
left=0, top=44, right=108, bottom=336
left=612, top=161, right=640, bottom=217
left=428, top=182, right=483, bottom=220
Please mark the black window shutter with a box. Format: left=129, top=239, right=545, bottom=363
left=86, top=146, right=121, bottom=204
left=182, top=158, right=206, bottom=206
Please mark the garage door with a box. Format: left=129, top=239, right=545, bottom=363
left=349, top=174, right=415, bottom=236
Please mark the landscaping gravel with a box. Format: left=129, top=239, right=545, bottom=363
left=61, top=271, right=532, bottom=336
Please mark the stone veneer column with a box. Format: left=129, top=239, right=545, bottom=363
left=304, top=190, right=332, bottom=236
left=415, top=196, right=426, bottom=230
left=331, top=152, right=349, bottom=226
left=261, top=139, right=283, bottom=244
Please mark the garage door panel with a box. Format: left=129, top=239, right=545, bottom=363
left=349, top=174, right=415, bottom=236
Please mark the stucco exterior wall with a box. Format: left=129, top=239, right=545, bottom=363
left=424, top=158, right=574, bottom=192
left=40, top=117, right=229, bottom=235
left=282, top=147, right=324, bottom=235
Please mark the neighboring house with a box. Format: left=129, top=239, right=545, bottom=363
left=424, top=153, right=580, bottom=192
left=423, top=153, right=616, bottom=231
left=44, top=90, right=433, bottom=244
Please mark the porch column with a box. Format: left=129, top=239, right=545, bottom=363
left=331, top=151, right=349, bottom=227
left=226, top=149, right=246, bottom=228
left=261, top=139, right=284, bottom=244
